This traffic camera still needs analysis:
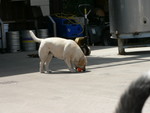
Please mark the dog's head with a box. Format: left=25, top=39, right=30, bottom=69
left=75, top=56, right=87, bottom=71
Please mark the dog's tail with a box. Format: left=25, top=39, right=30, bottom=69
left=29, top=30, right=42, bottom=43
left=115, top=72, right=150, bottom=113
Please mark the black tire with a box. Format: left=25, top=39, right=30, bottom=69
left=81, top=45, right=91, bottom=56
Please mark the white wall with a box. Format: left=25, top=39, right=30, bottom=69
left=30, top=0, right=50, bottom=16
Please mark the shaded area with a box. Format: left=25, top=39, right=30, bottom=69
left=0, top=52, right=39, bottom=77
left=0, top=47, right=150, bottom=77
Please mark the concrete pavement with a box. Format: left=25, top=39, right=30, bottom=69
left=0, top=46, right=150, bottom=113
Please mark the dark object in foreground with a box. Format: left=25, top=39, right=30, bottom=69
left=115, top=72, right=150, bottom=113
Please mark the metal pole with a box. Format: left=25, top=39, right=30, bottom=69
left=0, top=18, right=4, bottom=52
left=48, top=16, right=57, bottom=37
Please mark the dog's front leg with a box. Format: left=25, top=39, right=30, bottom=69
left=64, top=59, right=76, bottom=72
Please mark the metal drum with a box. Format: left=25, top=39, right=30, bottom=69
left=7, top=31, right=20, bottom=52
left=109, top=0, right=150, bottom=54
left=37, top=29, right=49, bottom=38
left=109, top=0, right=150, bottom=35
left=21, top=30, right=36, bottom=51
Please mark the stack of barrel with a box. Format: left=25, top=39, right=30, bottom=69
left=6, top=29, right=49, bottom=52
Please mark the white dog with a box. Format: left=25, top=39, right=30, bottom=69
left=29, top=31, right=87, bottom=73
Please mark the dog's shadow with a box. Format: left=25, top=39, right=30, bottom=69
left=49, top=70, right=90, bottom=75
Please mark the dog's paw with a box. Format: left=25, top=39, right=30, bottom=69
left=45, top=70, right=52, bottom=74
left=70, top=69, right=76, bottom=73
left=40, top=71, right=45, bottom=73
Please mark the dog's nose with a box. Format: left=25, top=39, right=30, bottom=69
left=76, top=66, right=86, bottom=72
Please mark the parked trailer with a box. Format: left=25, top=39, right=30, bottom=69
left=109, top=0, right=150, bottom=54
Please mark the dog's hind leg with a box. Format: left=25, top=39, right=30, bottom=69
left=39, top=57, right=48, bottom=73
left=39, top=46, right=50, bottom=73
left=39, top=61, right=45, bottom=73
left=45, top=53, right=53, bottom=73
